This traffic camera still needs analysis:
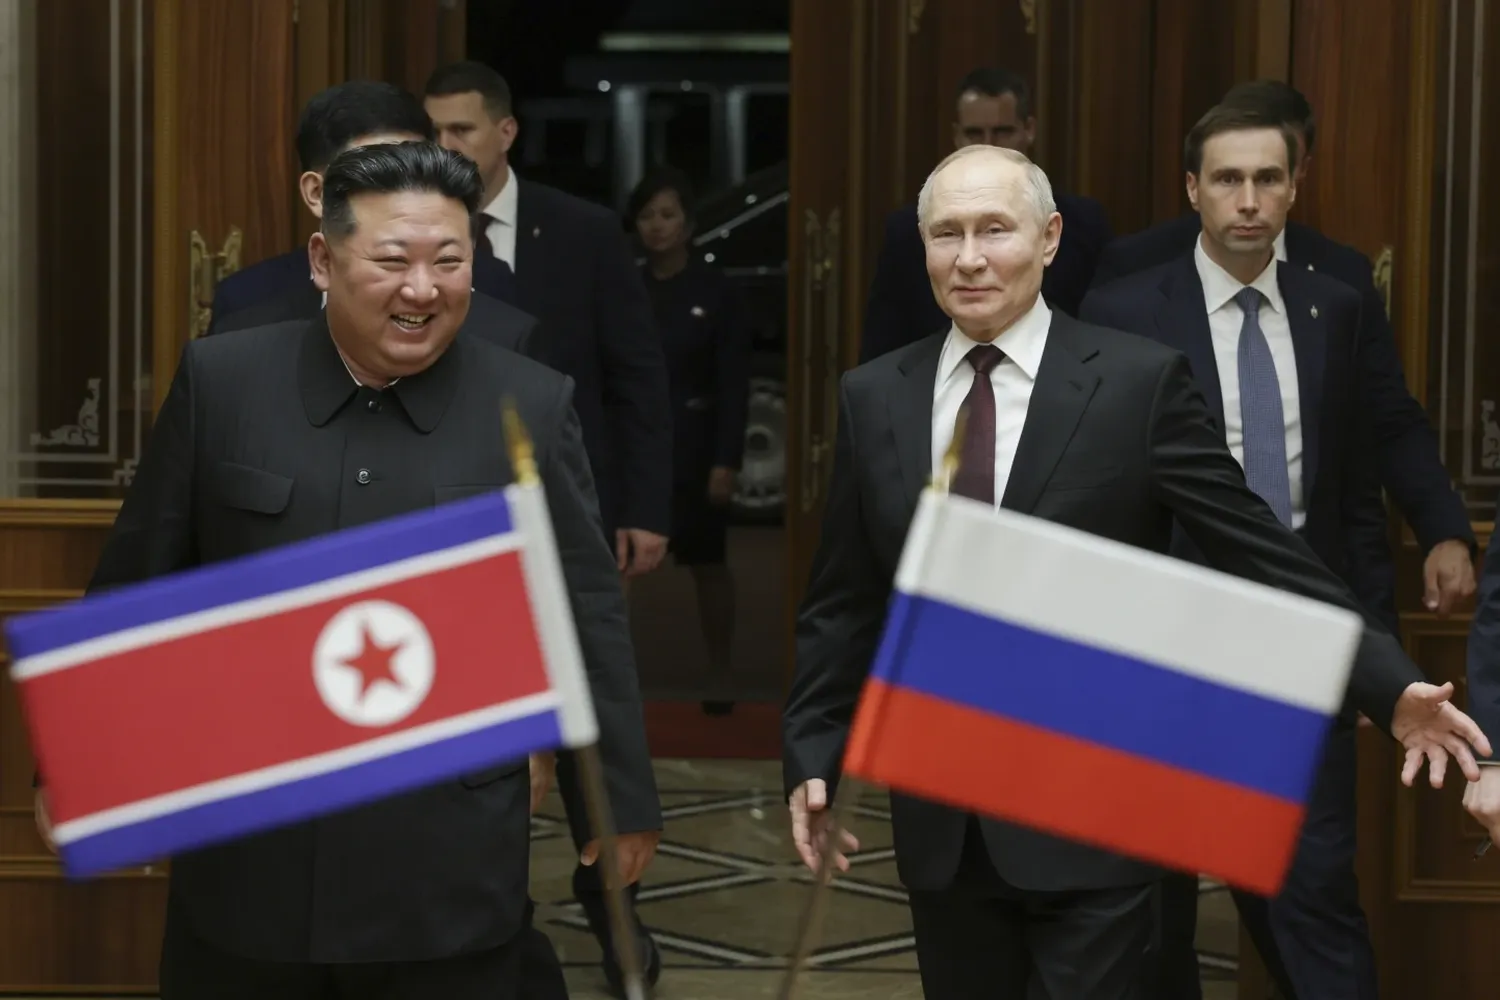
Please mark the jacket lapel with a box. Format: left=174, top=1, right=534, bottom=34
left=513, top=179, right=541, bottom=311
left=1000, top=316, right=1101, bottom=514
left=890, top=335, right=943, bottom=518
left=1154, top=258, right=1226, bottom=431
left=1275, top=263, right=1326, bottom=493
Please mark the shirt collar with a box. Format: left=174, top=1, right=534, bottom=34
left=1273, top=228, right=1288, bottom=262
left=299, top=313, right=460, bottom=432
left=480, top=166, right=518, bottom=227
left=937, top=294, right=1052, bottom=386
left=1194, top=233, right=1285, bottom=316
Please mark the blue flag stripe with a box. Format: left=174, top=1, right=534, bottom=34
left=870, top=594, right=1330, bottom=803
left=8, top=491, right=513, bottom=660
left=57, top=708, right=560, bottom=878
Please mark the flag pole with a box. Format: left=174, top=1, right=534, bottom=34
left=775, top=403, right=970, bottom=999
left=503, top=401, right=649, bottom=1000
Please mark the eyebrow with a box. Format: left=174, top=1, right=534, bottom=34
left=370, top=237, right=463, bottom=250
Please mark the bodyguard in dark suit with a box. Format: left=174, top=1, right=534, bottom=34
left=1464, top=500, right=1500, bottom=841
left=1090, top=80, right=1477, bottom=617
left=859, top=67, right=1112, bottom=364
left=53, top=143, right=662, bottom=999
left=425, top=61, right=671, bottom=993
left=783, top=144, right=1490, bottom=1000
left=207, top=81, right=519, bottom=338
left=425, top=62, right=673, bottom=578
left=1082, top=106, right=1394, bottom=1000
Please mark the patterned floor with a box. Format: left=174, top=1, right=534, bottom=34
left=532, top=759, right=1242, bottom=999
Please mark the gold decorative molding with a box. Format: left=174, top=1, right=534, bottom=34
left=189, top=227, right=244, bottom=340
left=1372, top=245, right=1394, bottom=320
left=0, top=499, right=120, bottom=528
left=907, top=0, right=925, bottom=34
left=1020, top=0, right=1037, bottom=34
left=0, top=589, right=85, bottom=615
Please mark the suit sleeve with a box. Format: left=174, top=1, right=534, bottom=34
left=1466, top=500, right=1500, bottom=749
left=592, top=220, right=673, bottom=537
left=1337, top=296, right=1401, bottom=635
left=90, top=345, right=200, bottom=592
left=1144, top=354, right=1421, bottom=731
left=538, top=377, right=661, bottom=841
left=712, top=282, right=754, bottom=470
left=1350, top=267, right=1473, bottom=553
left=782, top=379, right=891, bottom=799
left=858, top=213, right=921, bottom=364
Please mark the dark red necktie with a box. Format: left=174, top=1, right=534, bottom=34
left=949, top=345, right=1005, bottom=504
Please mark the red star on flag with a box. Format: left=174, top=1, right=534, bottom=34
left=340, top=624, right=405, bottom=698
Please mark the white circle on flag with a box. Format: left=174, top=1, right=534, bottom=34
left=312, top=599, right=435, bottom=727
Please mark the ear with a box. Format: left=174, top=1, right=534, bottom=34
left=1021, top=116, right=1038, bottom=149
left=1041, top=210, right=1063, bottom=265
left=498, top=116, right=520, bottom=156
left=300, top=171, right=325, bottom=219
left=1184, top=171, right=1200, bottom=212
left=309, top=232, right=333, bottom=292
left=951, top=122, right=965, bottom=151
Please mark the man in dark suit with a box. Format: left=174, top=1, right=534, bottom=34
left=783, top=143, right=1490, bottom=1000
left=858, top=67, right=1112, bottom=364
left=1080, top=104, right=1405, bottom=1000
left=207, top=81, right=519, bottom=337
left=425, top=60, right=671, bottom=994
left=37, top=142, right=662, bottom=999
left=424, top=62, right=672, bottom=580
left=1464, top=501, right=1500, bottom=840
left=1090, top=80, right=1477, bottom=622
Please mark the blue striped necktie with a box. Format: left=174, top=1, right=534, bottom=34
left=1234, top=287, right=1294, bottom=527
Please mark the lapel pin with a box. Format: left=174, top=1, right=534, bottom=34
left=1310, top=305, right=1319, bottom=318
left=532, top=225, right=541, bottom=238
left=691, top=305, right=705, bottom=317
left=1307, top=263, right=1315, bottom=270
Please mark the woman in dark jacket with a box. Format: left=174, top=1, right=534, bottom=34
left=627, top=168, right=753, bottom=713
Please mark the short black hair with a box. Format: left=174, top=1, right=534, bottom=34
left=294, top=81, right=434, bottom=173
left=1183, top=104, right=1300, bottom=176
left=1220, top=79, right=1317, bottom=156
left=626, top=166, right=696, bottom=223
left=424, top=61, right=514, bottom=120
left=320, top=141, right=483, bottom=240
left=954, top=67, right=1033, bottom=119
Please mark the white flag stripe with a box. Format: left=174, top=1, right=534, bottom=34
left=12, top=533, right=524, bottom=681
left=506, top=483, right=600, bottom=748
left=51, top=690, right=562, bottom=844
left=898, top=491, right=1362, bottom=716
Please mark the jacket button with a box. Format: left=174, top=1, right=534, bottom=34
left=367, top=398, right=380, bottom=412
left=356, top=468, right=371, bottom=484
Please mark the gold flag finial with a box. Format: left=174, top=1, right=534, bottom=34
left=937, top=406, right=968, bottom=492
left=502, top=398, right=541, bottom=487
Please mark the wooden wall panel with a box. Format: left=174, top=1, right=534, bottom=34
left=0, top=504, right=165, bottom=992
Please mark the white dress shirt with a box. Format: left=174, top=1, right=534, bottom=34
left=1194, top=235, right=1305, bottom=529
left=478, top=166, right=520, bottom=270
left=931, top=295, right=1053, bottom=503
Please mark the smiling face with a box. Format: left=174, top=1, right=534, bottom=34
left=921, top=150, right=1061, bottom=342
left=309, top=188, right=473, bottom=384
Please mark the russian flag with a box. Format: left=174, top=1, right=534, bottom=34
left=843, top=489, right=1364, bottom=895
left=3, top=486, right=597, bottom=879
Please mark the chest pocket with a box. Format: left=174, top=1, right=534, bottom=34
left=213, top=460, right=293, bottom=514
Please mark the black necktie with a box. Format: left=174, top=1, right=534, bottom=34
left=475, top=213, right=497, bottom=258
left=949, top=345, right=1005, bottom=505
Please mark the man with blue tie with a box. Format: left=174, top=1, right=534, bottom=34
left=1080, top=104, right=1394, bottom=1000
left=207, top=81, right=521, bottom=335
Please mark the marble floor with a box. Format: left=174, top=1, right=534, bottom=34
left=533, top=759, right=1242, bottom=999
